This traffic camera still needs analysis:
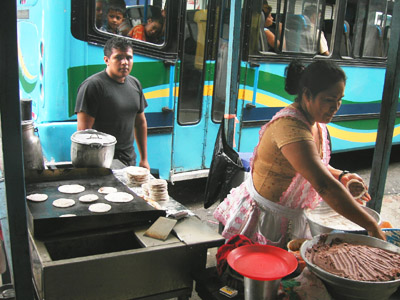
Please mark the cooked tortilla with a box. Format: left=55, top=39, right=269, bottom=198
left=89, top=203, right=112, bottom=213
left=52, top=198, right=76, bottom=208
left=105, top=192, right=134, bottom=203
left=59, top=214, right=77, bottom=217
left=97, top=186, right=118, bottom=194
left=79, top=194, right=99, bottom=203
left=58, top=184, right=85, bottom=194
left=26, top=193, right=48, bottom=202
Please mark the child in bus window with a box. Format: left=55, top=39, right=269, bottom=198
left=100, top=5, right=126, bottom=35
left=95, top=0, right=104, bottom=29
left=128, top=14, right=164, bottom=43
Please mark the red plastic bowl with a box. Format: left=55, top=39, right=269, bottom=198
left=227, top=244, right=298, bottom=281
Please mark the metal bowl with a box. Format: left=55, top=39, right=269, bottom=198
left=300, top=233, right=400, bottom=300
left=305, top=202, right=381, bottom=236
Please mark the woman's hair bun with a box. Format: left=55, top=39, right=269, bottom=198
left=284, top=60, right=305, bottom=95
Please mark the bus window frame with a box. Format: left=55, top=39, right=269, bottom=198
left=71, top=0, right=180, bottom=60
left=243, top=0, right=390, bottom=67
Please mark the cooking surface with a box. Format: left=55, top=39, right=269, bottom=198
left=25, top=168, right=165, bottom=238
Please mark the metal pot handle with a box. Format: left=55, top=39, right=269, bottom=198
left=86, top=133, right=104, bottom=147
left=89, top=143, right=103, bottom=149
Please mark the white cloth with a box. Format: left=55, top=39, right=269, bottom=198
left=245, top=176, right=311, bottom=241
left=214, top=175, right=312, bottom=248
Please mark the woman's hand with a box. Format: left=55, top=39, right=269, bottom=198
left=339, top=173, right=371, bottom=204
left=368, top=225, right=387, bottom=241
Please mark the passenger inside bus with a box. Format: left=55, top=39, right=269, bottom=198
left=127, top=8, right=164, bottom=43
left=95, top=0, right=104, bottom=29
left=303, top=5, right=329, bottom=56
left=262, top=5, right=281, bottom=52
left=100, top=4, right=126, bottom=35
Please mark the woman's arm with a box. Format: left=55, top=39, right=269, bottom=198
left=281, top=140, right=385, bottom=240
left=265, top=29, right=279, bottom=50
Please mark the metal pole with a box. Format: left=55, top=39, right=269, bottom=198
left=367, top=0, right=400, bottom=213
left=224, top=0, right=242, bottom=147
left=0, top=1, right=35, bottom=299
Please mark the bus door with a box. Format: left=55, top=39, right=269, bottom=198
left=170, top=0, right=219, bottom=181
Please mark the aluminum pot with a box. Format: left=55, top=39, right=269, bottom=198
left=71, top=129, right=116, bottom=168
left=305, top=201, right=381, bottom=236
left=300, top=233, right=400, bottom=300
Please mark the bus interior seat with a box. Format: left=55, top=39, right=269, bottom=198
left=340, top=20, right=352, bottom=56
left=284, top=14, right=312, bottom=52
left=383, top=15, right=392, bottom=55
left=363, top=24, right=384, bottom=57
left=259, top=12, right=269, bottom=52
left=184, top=10, right=199, bottom=56
left=324, top=19, right=352, bottom=56
left=323, top=19, right=334, bottom=49
left=126, top=5, right=159, bottom=27
left=383, top=25, right=390, bottom=56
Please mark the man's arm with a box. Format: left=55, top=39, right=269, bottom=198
left=77, top=112, right=95, bottom=130
left=134, top=112, right=150, bottom=169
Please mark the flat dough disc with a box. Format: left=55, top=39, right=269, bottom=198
left=52, top=198, right=76, bottom=208
left=98, top=186, right=118, bottom=194
left=79, top=194, right=99, bottom=203
left=27, top=193, right=48, bottom=202
left=105, top=192, right=134, bottom=203
left=89, top=203, right=112, bottom=213
left=59, top=214, right=77, bottom=217
left=58, top=184, right=85, bottom=194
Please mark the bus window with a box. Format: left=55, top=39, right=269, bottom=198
left=352, top=0, right=392, bottom=58
left=258, top=0, right=332, bottom=56
left=212, top=0, right=229, bottom=122
left=260, top=2, right=282, bottom=53
left=95, top=0, right=166, bottom=45
left=177, top=0, right=209, bottom=124
left=283, top=0, right=329, bottom=55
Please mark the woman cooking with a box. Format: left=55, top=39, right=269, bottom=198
left=214, top=60, right=385, bottom=248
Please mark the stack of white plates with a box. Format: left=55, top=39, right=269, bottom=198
left=125, top=166, right=150, bottom=186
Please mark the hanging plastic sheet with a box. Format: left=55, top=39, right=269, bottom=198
left=204, top=120, right=244, bottom=209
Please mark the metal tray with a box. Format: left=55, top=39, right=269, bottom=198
left=25, top=168, right=165, bottom=239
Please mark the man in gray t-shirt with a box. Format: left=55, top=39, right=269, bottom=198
left=75, top=37, right=149, bottom=168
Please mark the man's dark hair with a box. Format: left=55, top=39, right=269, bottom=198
left=104, top=37, right=133, bottom=57
left=106, top=4, right=126, bottom=15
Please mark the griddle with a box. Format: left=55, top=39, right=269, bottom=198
left=25, top=168, right=166, bottom=239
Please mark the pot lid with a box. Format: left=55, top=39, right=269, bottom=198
left=71, top=129, right=116, bottom=146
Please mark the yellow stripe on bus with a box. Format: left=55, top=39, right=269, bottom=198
left=327, top=125, right=400, bottom=143
left=18, top=44, right=37, bottom=81
left=238, top=89, right=289, bottom=107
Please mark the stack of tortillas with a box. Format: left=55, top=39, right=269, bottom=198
left=141, top=183, right=150, bottom=201
left=125, top=166, right=150, bottom=186
left=146, top=179, right=169, bottom=201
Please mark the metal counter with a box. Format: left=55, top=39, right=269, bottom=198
left=26, top=168, right=224, bottom=300
left=30, top=216, right=223, bottom=300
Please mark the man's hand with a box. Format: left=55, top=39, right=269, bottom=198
left=139, top=159, right=150, bottom=170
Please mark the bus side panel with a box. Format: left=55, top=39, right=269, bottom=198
left=239, top=62, right=400, bottom=154
left=17, top=0, right=44, bottom=122
left=328, top=66, right=399, bottom=152
left=145, top=133, right=172, bottom=179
